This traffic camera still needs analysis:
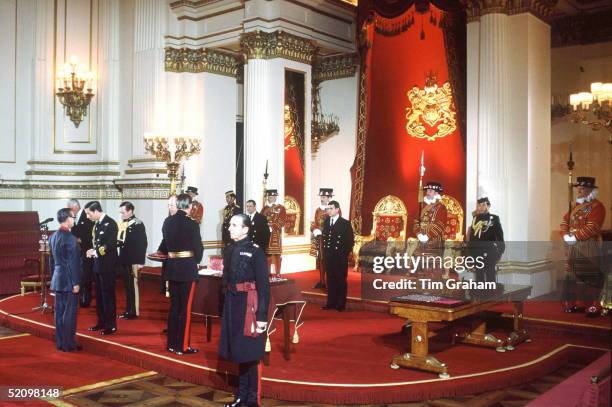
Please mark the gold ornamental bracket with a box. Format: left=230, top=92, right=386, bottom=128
left=143, top=133, right=202, bottom=195
left=405, top=75, right=457, bottom=142
left=164, top=47, right=242, bottom=77
left=240, top=30, right=317, bottom=64
left=464, top=0, right=558, bottom=23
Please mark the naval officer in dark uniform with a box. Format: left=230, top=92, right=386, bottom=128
left=219, top=214, right=270, bottom=407
left=68, top=199, right=94, bottom=307
left=322, top=200, right=354, bottom=312
left=467, top=197, right=505, bottom=283
left=50, top=208, right=82, bottom=352
left=160, top=193, right=203, bottom=355
left=245, top=199, right=270, bottom=252
left=117, top=201, right=148, bottom=319
left=84, top=201, right=119, bottom=335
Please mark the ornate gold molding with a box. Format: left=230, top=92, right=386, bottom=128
left=127, top=157, right=166, bottom=164
left=240, top=31, right=317, bottom=65
left=0, top=182, right=170, bottom=200
left=165, top=47, right=242, bottom=77
left=124, top=168, right=168, bottom=175
left=466, top=0, right=558, bottom=23
left=24, top=170, right=121, bottom=177
left=313, top=53, right=359, bottom=83
left=27, top=160, right=120, bottom=166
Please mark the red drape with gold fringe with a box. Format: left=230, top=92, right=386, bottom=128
left=350, top=2, right=466, bottom=236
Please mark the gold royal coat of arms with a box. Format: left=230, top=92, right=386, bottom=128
left=405, top=75, right=457, bottom=142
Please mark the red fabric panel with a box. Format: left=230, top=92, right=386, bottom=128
left=360, top=5, right=465, bottom=235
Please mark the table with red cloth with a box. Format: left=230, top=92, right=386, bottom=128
left=192, top=274, right=306, bottom=361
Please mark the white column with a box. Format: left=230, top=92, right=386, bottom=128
left=132, top=0, right=167, bottom=158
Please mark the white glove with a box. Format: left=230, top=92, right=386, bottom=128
left=313, top=229, right=322, bottom=237
left=256, top=321, right=267, bottom=333
left=563, top=234, right=577, bottom=245
left=417, top=233, right=429, bottom=243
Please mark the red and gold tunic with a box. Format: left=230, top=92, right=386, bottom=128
left=262, top=203, right=287, bottom=256
left=560, top=199, right=606, bottom=241
left=189, top=200, right=204, bottom=224
left=417, top=201, right=448, bottom=241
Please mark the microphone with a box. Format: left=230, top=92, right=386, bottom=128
left=39, top=218, right=54, bottom=225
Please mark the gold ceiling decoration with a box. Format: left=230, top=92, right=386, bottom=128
left=165, top=47, right=241, bottom=77
left=405, top=75, right=457, bottom=142
left=240, top=31, right=317, bottom=65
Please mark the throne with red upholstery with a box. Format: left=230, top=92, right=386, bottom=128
left=284, top=195, right=301, bottom=236
left=440, top=195, right=464, bottom=241
left=353, top=195, right=408, bottom=271
left=0, top=212, right=41, bottom=295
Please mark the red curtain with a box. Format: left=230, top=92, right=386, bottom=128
left=356, top=4, right=466, bottom=235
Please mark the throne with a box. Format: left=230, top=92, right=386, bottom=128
left=353, top=195, right=408, bottom=272
left=284, top=195, right=301, bottom=236
left=440, top=195, right=464, bottom=242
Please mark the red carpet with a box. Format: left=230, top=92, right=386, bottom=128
left=1, top=272, right=610, bottom=404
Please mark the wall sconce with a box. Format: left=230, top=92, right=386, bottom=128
left=56, top=56, right=96, bottom=128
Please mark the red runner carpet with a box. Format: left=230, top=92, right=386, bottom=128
left=1, top=272, right=610, bottom=404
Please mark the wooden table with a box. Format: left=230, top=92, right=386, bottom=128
left=192, top=275, right=306, bottom=362
left=388, top=284, right=532, bottom=378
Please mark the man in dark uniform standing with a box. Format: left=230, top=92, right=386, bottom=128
left=85, top=201, right=119, bottom=335
left=117, top=201, right=148, bottom=319
left=245, top=199, right=270, bottom=252
left=219, top=214, right=269, bottom=407
left=467, top=197, right=505, bottom=283
left=50, top=208, right=82, bottom=352
left=160, top=193, right=203, bottom=355
left=322, top=200, right=354, bottom=312
left=222, top=190, right=242, bottom=248
left=68, top=199, right=94, bottom=307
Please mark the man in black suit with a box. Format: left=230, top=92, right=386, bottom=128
left=159, top=193, right=203, bottom=355
left=245, top=199, right=271, bottom=252
left=322, top=200, right=354, bottom=312
left=84, top=201, right=119, bottom=335
left=68, top=199, right=94, bottom=307
left=117, top=201, right=148, bottom=319
left=50, top=208, right=82, bottom=352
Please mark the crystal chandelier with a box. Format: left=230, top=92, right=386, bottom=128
left=143, top=133, right=202, bottom=195
left=55, top=56, right=96, bottom=128
left=568, top=82, right=612, bottom=144
left=311, top=82, right=340, bottom=154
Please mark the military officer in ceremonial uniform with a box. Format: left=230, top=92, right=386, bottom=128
left=467, top=197, right=505, bottom=283
left=560, top=176, right=607, bottom=317
left=84, top=201, right=119, bottom=335
left=186, top=186, right=204, bottom=224
left=222, top=190, right=242, bottom=247
left=245, top=199, right=271, bottom=252
left=261, top=189, right=286, bottom=275
left=160, top=193, right=203, bottom=354
left=117, top=201, right=148, bottom=319
left=219, top=214, right=270, bottom=407
left=322, top=200, right=354, bottom=312
left=415, top=181, right=448, bottom=258
left=50, top=208, right=82, bottom=352
left=67, top=199, right=94, bottom=307
left=310, top=188, right=339, bottom=289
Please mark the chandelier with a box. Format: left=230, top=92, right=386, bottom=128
left=143, top=133, right=202, bottom=195
left=311, top=82, right=340, bottom=154
left=568, top=82, right=612, bottom=144
left=55, top=56, right=96, bottom=128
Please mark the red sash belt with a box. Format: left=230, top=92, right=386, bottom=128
left=235, top=281, right=259, bottom=337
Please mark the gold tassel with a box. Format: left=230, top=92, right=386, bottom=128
left=292, top=330, right=299, bottom=344
left=265, top=336, right=271, bottom=352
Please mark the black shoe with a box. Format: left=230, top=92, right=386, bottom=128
left=88, top=325, right=102, bottom=331
left=162, top=328, right=168, bottom=334
left=321, top=306, right=332, bottom=310
left=167, top=347, right=175, bottom=353
left=224, top=398, right=246, bottom=407
left=564, top=305, right=585, bottom=313
left=337, top=308, right=345, bottom=312
left=586, top=306, right=600, bottom=318
left=80, top=303, right=90, bottom=308
left=314, top=282, right=326, bottom=289
left=100, top=328, right=116, bottom=335
left=118, top=313, right=137, bottom=320
left=175, top=347, right=198, bottom=355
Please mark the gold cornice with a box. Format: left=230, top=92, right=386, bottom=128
left=313, top=53, right=359, bottom=83
left=0, top=182, right=170, bottom=200
left=124, top=168, right=168, bottom=175
left=169, top=0, right=223, bottom=9
left=240, top=30, right=317, bottom=65
left=165, top=47, right=241, bottom=77
left=466, top=0, right=558, bottom=22
left=27, top=160, right=120, bottom=166
left=127, top=158, right=166, bottom=164
left=24, top=170, right=120, bottom=176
